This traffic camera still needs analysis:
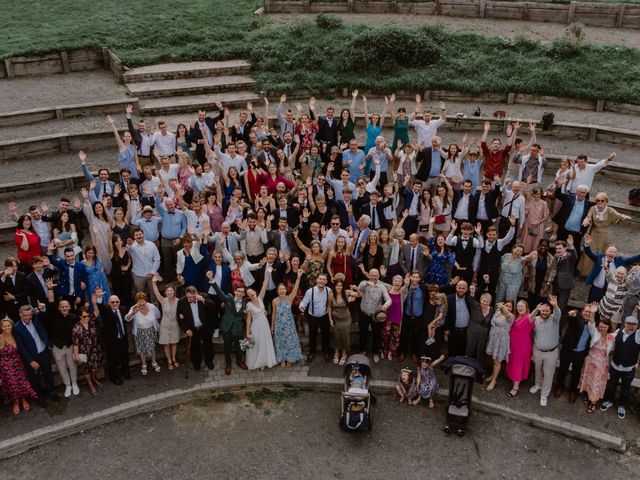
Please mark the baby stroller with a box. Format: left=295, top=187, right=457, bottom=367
left=441, top=356, right=486, bottom=437
left=340, top=354, right=372, bottom=432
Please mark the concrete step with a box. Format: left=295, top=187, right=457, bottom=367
left=139, top=91, right=259, bottom=116
left=123, top=60, right=251, bottom=83
left=126, top=75, right=256, bottom=99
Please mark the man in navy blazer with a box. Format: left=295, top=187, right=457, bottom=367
left=400, top=178, right=423, bottom=238
left=583, top=235, right=640, bottom=302
left=80, top=151, right=116, bottom=199
left=47, top=245, right=88, bottom=307
left=13, top=304, right=58, bottom=401
left=471, top=179, right=501, bottom=234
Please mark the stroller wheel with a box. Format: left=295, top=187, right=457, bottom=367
left=443, top=425, right=451, bottom=434
left=456, top=429, right=465, bottom=437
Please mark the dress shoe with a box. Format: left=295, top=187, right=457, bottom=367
left=568, top=393, right=577, bottom=404
left=553, top=387, right=562, bottom=399
left=410, top=354, right=418, bottom=365
left=237, top=362, right=248, bottom=370
left=398, top=353, right=405, bottom=362
left=224, top=367, right=231, bottom=376
left=121, top=371, right=131, bottom=380
left=206, top=363, right=215, bottom=371
left=48, top=392, right=60, bottom=402
left=193, top=365, right=201, bottom=371
left=306, top=353, right=315, bottom=363
left=111, top=377, right=123, bottom=386
left=323, top=352, right=331, bottom=363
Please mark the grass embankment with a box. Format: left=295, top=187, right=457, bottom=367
left=1, top=1, right=639, bottom=103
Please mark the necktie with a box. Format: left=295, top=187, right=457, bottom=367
left=102, top=182, right=108, bottom=196
left=371, top=206, right=377, bottom=229
left=285, top=144, right=291, bottom=157
left=225, top=237, right=230, bottom=251
left=508, top=194, right=519, bottom=216
left=409, top=288, right=415, bottom=316
left=115, top=310, right=125, bottom=338
left=411, top=247, right=416, bottom=271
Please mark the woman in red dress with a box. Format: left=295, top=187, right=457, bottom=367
left=0, top=318, right=37, bottom=415
left=15, top=214, right=42, bottom=273
left=327, top=236, right=353, bottom=287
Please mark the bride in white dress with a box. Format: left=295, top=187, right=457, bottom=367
left=245, top=267, right=277, bottom=370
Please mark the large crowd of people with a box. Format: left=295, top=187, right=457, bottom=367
left=1, top=93, right=639, bottom=422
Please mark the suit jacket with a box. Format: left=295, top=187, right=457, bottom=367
left=1, top=272, right=30, bottom=309
left=445, top=293, right=473, bottom=332
left=400, top=243, right=429, bottom=275
left=552, top=247, right=577, bottom=290
left=471, top=185, right=501, bottom=222
left=583, top=246, right=640, bottom=287
left=316, top=116, right=339, bottom=147
left=415, top=147, right=444, bottom=182
left=97, top=302, right=129, bottom=349
left=561, top=312, right=590, bottom=353
left=257, top=260, right=286, bottom=292
left=26, top=271, right=48, bottom=307
left=552, top=187, right=594, bottom=230
left=361, top=201, right=390, bottom=230
left=230, top=112, right=256, bottom=145
left=267, top=229, right=297, bottom=256
left=399, top=187, right=421, bottom=216
left=335, top=200, right=352, bottom=229
left=189, top=110, right=224, bottom=159
left=207, top=263, right=232, bottom=295
left=451, top=190, right=479, bottom=222
left=47, top=255, right=88, bottom=300
left=82, top=163, right=116, bottom=199
left=212, top=283, right=246, bottom=337
left=14, top=314, right=52, bottom=365
left=177, top=297, right=217, bottom=333
left=522, top=252, right=556, bottom=294
left=273, top=207, right=300, bottom=229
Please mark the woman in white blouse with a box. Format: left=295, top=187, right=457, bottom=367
left=221, top=247, right=263, bottom=291
left=125, top=292, right=161, bottom=376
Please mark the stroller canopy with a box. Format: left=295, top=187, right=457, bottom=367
left=343, top=354, right=372, bottom=379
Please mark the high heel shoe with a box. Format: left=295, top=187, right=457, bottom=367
left=486, top=380, right=496, bottom=391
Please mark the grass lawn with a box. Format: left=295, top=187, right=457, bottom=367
left=1, top=1, right=640, bottom=104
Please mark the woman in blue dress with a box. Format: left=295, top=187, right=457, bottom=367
left=176, top=236, right=209, bottom=292
left=270, top=268, right=304, bottom=367
left=362, top=95, right=387, bottom=175
left=82, top=245, right=111, bottom=298
left=424, top=220, right=456, bottom=286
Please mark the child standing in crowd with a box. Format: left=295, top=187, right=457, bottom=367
left=425, top=293, right=447, bottom=346
left=416, top=355, right=445, bottom=408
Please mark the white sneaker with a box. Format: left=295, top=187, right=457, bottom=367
left=213, top=328, right=220, bottom=339
left=64, top=386, right=72, bottom=398
left=529, top=384, right=541, bottom=394
left=540, top=395, right=548, bottom=407
left=72, top=383, right=80, bottom=396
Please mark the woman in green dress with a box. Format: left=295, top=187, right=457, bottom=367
left=390, top=93, right=410, bottom=149
left=293, top=233, right=328, bottom=288
left=338, top=90, right=358, bottom=146
left=328, top=275, right=357, bottom=366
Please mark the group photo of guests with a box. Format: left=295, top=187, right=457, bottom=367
left=1, top=93, right=639, bottom=422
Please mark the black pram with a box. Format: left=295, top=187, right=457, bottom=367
left=340, top=354, right=372, bottom=432
left=441, top=356, right=486, bottom=436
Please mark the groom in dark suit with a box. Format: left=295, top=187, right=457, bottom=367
left=177, top=286, right=218, bottom=371
left=212, top=283, right=248, bottom=375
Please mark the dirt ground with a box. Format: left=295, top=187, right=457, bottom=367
left=270, top=12, right=640, bottom=48
left=1, top=389, right=637, bottom=480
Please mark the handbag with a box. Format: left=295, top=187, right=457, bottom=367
left=527, top=226, right=536, bottom=235
left=434, top=214, right=446, bottom=225
left=418, top=224, right=429, bottom=232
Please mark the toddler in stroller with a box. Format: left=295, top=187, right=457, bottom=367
left=340, top=354, right=372, bottom=432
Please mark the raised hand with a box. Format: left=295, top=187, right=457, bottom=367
left=78, top=150, right=87, bottom=163
left=352, top=90, right=358, bottom=98
left=125, top=104, right=134, bottom=115
left=280, top=94, right=287, bottom=103
left=106, top=115, right=115, bottom=125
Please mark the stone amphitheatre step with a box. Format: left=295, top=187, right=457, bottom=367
left=139, top=91, right=260, bottom=116
left=126, top=75, right=256, bottom=99
left=123, top=60, right=252, bottom=83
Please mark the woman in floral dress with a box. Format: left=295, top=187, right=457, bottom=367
left=485, top=300, right=515, bottom=391
left=425, top=219, right=456, bottom=286
left=0, top=318, right=37, bottom=414
left=495, top=244, right=525, bottom=304
left=285, top=254, right=306, bottom=333
left=293, top=233, right=327, bottom=288
left=579, top=306, right=617, bottom=413
left=72, top=307, right=104, bottom=396
left=83, top=245, right=111, bottom=299
left=271, top=269, right=304, bottom=367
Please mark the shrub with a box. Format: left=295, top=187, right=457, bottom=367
left=316, top=13, right=343, bottom=30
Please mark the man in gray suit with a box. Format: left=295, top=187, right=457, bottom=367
left=212, top=283, right=248, bottom=375
left=551, top=236, right=577, bottom=331
left=266, top=217, right=297, bottom=257
left=208, top=222, right=242, bottom=258
left=400, top=234, right=430, bottom=276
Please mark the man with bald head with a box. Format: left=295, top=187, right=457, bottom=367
left=583, top=234, right=640, bottom=302
left=444, top=280, right=474, bottom=356
left=94, top=291, right=130, bottom=385
left=209, top=222, right=242, bottom=258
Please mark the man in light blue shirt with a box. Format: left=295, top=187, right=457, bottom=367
left=342, top=139, right=366, bottom=183
left=156, top=197, right=186, bottom=283
left=132, top=205, right=162, bottom=242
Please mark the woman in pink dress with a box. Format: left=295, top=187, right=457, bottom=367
left=505, top=300, right=535, bottom=397
left=0, top=318, right=37, bottom=415
left=579, top=308, right=616, bottom=413
left=382, top=275, right=405, bottom=360
left=520, top=187, right=549, bottom=254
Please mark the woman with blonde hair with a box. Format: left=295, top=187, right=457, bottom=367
left=125, top=292, right=161, bottom=376
left=0, top=317, right=37, bottom=414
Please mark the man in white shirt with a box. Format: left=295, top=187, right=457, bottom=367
left=151, top=121, right=176, bottom=158
left=214, top=142, right=248, bottom=174
left=321, top=215, right=349, bottom=250
left=529, top=296, right=561, bottom=407
left=127, top=228, right=161, bottom=296
left=185, top=199, right=210, bottom=237
left=570, top=153, right=615, bottom=194
left=157, top=156, right=179, bottom=185
left=409, top=96, right=447, bottom=147
left=299, top=274, right=332, bottom=363
left=355, top=269, right=392, bottom=363
left=498, top=179, right=526, bottom=245
left=326, top=164, right=355, bottom=201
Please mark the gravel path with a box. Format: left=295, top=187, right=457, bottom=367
left=0, top=69, right=129, bottom=113
left=270, top=12, right=640, bottom=49
left=1, top=390, right=636, bottom=480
